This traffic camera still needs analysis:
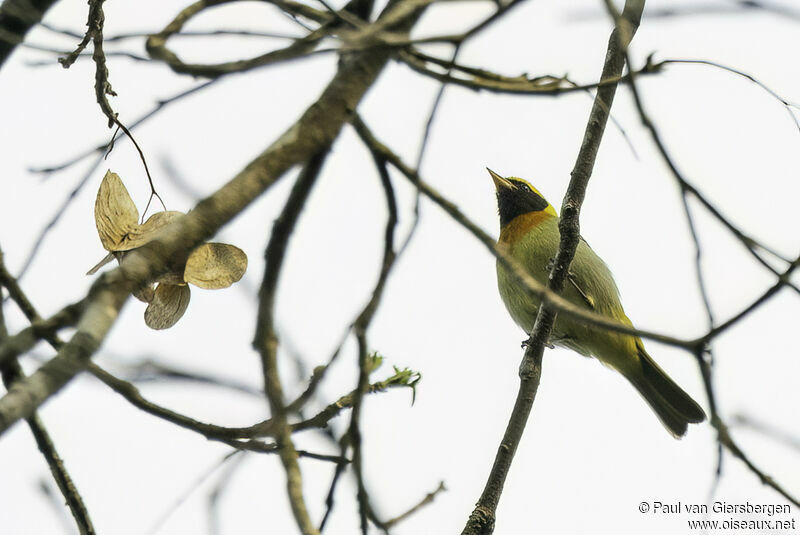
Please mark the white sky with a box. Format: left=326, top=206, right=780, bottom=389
left=1, top=0, right=799, bottom=533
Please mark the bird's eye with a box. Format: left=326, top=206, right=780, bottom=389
left=519, top=183, right=531, bottom=193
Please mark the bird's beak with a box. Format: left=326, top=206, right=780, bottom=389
left=487, top=168, right=514, bottom=190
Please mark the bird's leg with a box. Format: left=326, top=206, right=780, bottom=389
left=521, top=338, right=555, bottom=349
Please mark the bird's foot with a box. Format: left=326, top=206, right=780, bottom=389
left=520, top=338, right=555, bottom=349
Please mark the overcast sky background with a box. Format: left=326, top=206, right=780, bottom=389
left=1, top=0, right=799, bottom=533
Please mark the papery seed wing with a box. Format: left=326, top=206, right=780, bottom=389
left=144, top=283, right=190, bottom=330
left=122, top=210, right=184, bottom=250
left=132, top=283, right=155, bottom=303
left=86, top=252, right=115, bottom=275
left=184, top=243, right=248, bottom=289
left=95, top=171, right=140, bottom=251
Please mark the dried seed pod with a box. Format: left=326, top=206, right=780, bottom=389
left=122, top=210, right=184, bottom=250
left=89, top=170, right=248, bottom=329
left=94, top=171, right=140, bottom=251
left=184, top=243, right=248, bottom=289
left=144, top=283, right=191, bottom=330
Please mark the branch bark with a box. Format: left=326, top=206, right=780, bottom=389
left=0, top=0, right=60, bottom=69
left=0, top=248, right=95, bottom=534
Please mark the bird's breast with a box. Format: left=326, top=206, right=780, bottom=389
left=498, top=210, right=557, bottom=245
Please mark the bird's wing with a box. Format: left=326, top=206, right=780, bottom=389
left=568, top=273, right=596, bottom=309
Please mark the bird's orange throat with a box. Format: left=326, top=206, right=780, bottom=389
left=499, top=210, right=556, bottom=245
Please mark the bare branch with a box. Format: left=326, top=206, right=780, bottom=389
left=104, top=356, right=262, bottom=396
left=383, top=481, right=446, bottom=529
left=716, top=419, right=800, bottom=507
left=0, top=247, right=95, bottom=534
left=399, top=48, right=662, bottom=95
left=145, top=0, right=332, bottom=78
left=86, top=362, right=252, bottom=440
left=731, top=414, right=800, bottom=453
left=254, top=149, right=329, bottom=535
left=624, top=44, right=800, bottom=508
left=0, top=300, right=86, bottom=367
left=345, top=123, right=403, bottom=534
left=145, top=451, right=241, bottom=535
left=58, top=0, right=116, bottom=125
left=39, top=21, right=303, bottom=42
left=0, top=0, right=59, bottom=69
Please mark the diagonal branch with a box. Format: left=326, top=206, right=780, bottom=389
left=623, top=42, right=800, bottom=509
left=254, top=149, right=330, bottom=535
left=145, top=0, right=333, bottom=78
left=0, top=0, right=60, bottom=69
left=0, top=247, right=95, bottom=535
left=346, top=145, right=400, bottom=534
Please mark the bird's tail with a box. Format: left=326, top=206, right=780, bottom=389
left=626, top=343, right=706, bottom=438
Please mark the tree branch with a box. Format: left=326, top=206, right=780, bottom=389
left=623, top=38, right=800, bottom=509
left=254, top=149, right=329, bottom=535
left=0, top=0, right=59, bottom=69
left=0, top=247, right=95, bottom=534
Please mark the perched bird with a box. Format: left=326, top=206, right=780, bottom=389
left=489, top=168, right=705, bottom=438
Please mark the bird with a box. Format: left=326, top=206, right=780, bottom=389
left=489, top=168, right=706, bottom=438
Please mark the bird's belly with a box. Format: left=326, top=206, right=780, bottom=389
left=495, top=233, right=597, bottom=357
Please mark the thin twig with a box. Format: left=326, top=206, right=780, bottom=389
left=88, top=352, right=416, bottom=445
left=86, top=362, right=255, bottom=440
left=619, top=57, right=800, bottom=294
left=40, top=21, right=302, bottom=42
left=23, top=42, right=148, bottom=63
left=624, top=43, right=800, bottom=509
left=677, top=192, right=726, bottom=502
left=145, top=451, right=241, bottom=535
left=416, top=44, right=459, bottom=170
left=731, top=414, right=800, bottom=453
left=291, top=369, right=419, bottom=434
left=58, top=0, right=166, bottom=218
left=254, top=150, right=330, bottom=535
left=347, top=149, right=400, bottom=534
left=17, top=155, right=105, bottom=281
left=0, top=247, right=94, bottom=534
left=32, top=80, right=217, bottom=175
left=0, top=300, right=87, bottom=367
left=104, top=356, right=262, bottom=396
left=383, top=481, right=446, bottom=528
left=319, top=441, right=349, bottom=532
left=145, top=0, right=332, bottom=79
left=208, top=452, right=248, bottom=535
left=399, top=48, right=662, bottom=95
left=662, top=58, right=800, bottom=133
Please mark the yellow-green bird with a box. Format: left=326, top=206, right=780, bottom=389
left=489, top=168, right=705, bottom=438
